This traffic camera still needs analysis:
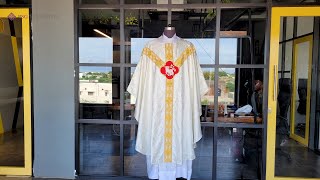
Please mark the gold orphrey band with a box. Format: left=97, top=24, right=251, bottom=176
left=141, top=43, right=195, bottom=163
left=164, top=43, right=174, bottom=162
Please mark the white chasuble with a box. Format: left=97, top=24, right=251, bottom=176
left=127, top=34, right=209, bottom=179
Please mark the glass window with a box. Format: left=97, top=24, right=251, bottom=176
left=297, top=16, right=314, bottom=37
left=220, top=8, right=267, bottom=65
left=79, top=124, right=120, bottom=175
left=218, top=68, right=264, bottom=124
left=79, top=10, right=120, bottom=63
left=124, top=9, right=167, bottom=64
left=79, top=67, right=121, bottom=120
left=217, top=127, right=263, bottom=179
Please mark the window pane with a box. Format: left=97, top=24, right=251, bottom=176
left=79, top=10, right=120, bottom=63
left=79, top=67, right=120, bottom=120
left=171, top=8, right=215, bottom=64
left=124, top=124, right=146, bottom=176
left=217, top=127, right=263, bottom=179
left=218, top=68, right=264, bottom=124
left=79, top=124, right=120, bottom=175
left=124, top=9, right=167, bottom=64
left=192, top=127, right=214, bottom=180
left=220, top=8, right=267, bottom=65
left=297, top=17, right=314, bottom=37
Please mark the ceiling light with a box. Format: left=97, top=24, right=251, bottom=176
left=93, top=29, right=112, bottom=39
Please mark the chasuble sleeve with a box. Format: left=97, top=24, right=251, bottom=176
left=127, top=54, right=146, bottom=106
left=192, top=47, right=210, bottom=144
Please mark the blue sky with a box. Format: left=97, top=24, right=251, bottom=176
left=79, top=37, right=237, bottom=74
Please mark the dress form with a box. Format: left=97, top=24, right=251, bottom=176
left=163, top=25, right=176, bottom=38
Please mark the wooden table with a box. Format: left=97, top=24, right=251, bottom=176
left=217, top=116, right=262, bottom=123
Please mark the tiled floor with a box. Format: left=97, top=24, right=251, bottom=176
left=0, top=129, right=24, bottom=166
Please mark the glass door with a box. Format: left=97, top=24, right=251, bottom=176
left=290, top=35, right=313, bottom=146
left=0, top=9, right=31, bottom=175
left=267, top=7, right=320, bottom=180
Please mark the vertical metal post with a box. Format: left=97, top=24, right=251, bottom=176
left=74, top=0, right=80, bottom=174
left=262, top=2, right=272, bottom=180
left=168, top=0, right=172, bottom=25
left=120, top=0, right=125, bottom=176
left=213, top=2, right=221, bottom=179
left=310, top=17, right=320, bottom=150
left=281, top=17, right=287, bottom=79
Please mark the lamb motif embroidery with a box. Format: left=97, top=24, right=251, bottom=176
left=160, top=61, right=179, bottom=79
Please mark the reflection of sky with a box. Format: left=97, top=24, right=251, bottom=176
left=79, top=37, right=237, bottom=74
left=79, top=37, right=113, bottom=63
left=80, top=66, right=112, bottom=73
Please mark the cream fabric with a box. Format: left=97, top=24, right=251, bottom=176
left=127, top=34, right=209, bottom=167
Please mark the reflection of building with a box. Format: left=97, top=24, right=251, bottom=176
left=79, top=80, right=112, bottom=104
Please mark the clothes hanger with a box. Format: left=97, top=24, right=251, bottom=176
left=163, top=24, right=176, bottom=38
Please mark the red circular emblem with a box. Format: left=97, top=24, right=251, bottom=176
left=160, top=61, right=179, bottom=79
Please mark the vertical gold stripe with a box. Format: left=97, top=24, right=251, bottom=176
left=11, top=36, right=23, bottom=87
left=164, top=79, right=173, bottom=162
left=164, top=43, right=174, bottom=162
left=165, top=43, right=173, bottom=60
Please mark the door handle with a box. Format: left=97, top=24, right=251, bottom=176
left=274, top=65, right=278, bottom=101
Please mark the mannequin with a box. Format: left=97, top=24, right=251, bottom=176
left=163, top=24, right=176, bottom=38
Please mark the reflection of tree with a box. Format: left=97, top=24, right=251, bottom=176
left=219, top=71, right=228, bottom=77
left=226, top=82, right=235, bottom=92
left=80, top=72, right=112, bottom=83
left=203, top=71, right=214, bottom=80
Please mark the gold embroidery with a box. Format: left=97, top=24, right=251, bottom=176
left=165, top=43, right=173, bottom=60
left=142, top=44, right=195, bottom=163
left=175, top=45, right=195, bottom=67
left=164, top=78, right=174, bottom=162
left=142, top=47, right=165, bottom=68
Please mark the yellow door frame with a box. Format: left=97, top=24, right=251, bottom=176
left=289, top=35, right=313, bottom=146
left=0, top=8, right=31, bottom=176
left=267, top=7, right=320, bottom=180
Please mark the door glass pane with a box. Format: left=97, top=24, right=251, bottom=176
left=293, top=40, right=310, bottom=139
left=0, top=17, right=24, bottom=167
left=274, top=16, right=319, bottom=178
